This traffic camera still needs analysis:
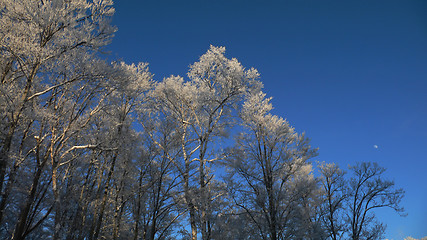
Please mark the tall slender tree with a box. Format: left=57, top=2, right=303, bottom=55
left=318, top=162, right=348, bottom=240
left=148, top=46, right=261, bottom=240
left=225, top=91, right=317, bottom=240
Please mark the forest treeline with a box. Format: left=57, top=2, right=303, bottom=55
left=0, top=1, right=405, bottom=240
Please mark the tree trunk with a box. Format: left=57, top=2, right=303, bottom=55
left=184, top=172, right=197, bottom=240
left=12, top=161, right=46, bottom=240
left=0, top=160, right=18, bottom=224
left=189, top=204, right=197, bottom=240
left=267, top=183, right=277, bottom=240
left=0, top=127, right=15, bottom=208
left=113, top=168, right=128, bottom=240
left=200, top=159, right=208, bottom=240
left=199, top=137, right=211, bottom=240
left=133, top=168, right=144, bottom=240
left=91, top=151, right=119, bottom=240
left=52, top=160, right=62, bottom=240
left=113, top=198, right=125, bottom=240
left=66, top=163, right=94, bottom=240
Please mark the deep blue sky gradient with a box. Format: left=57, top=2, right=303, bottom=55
left=107, top=1, right=427, bottom=239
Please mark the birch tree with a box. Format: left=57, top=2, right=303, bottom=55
left=148, top=46, right=261, bottom=240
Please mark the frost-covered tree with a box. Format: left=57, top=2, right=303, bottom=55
left=0, top=1, right=161, bottom=239
left=225, top=91, right=317, bottom=240
left=148, top=46, right=261, bottom=240
left=146, top=75, right=200, bottom=240
left=11, top=57, right=114, bottom=240
left=0, top=1, right=407, bottom=238
left=0, top=1, right=116, bottom=235
left=80, top=61, right=152, bottom=240
left=133, top=110, right=185, bottom=240
left=186, top=46, right=261, bottom=240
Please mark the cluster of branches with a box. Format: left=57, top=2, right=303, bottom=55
left=0, top=1, right=405, bottom=240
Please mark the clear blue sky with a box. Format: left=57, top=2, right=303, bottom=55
left=107, top=1, right=427, bottom=239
